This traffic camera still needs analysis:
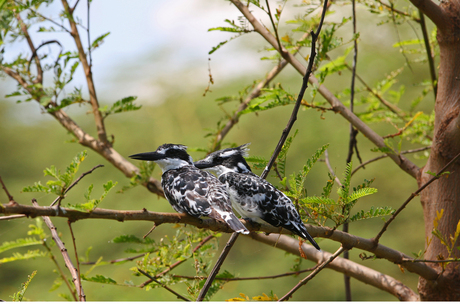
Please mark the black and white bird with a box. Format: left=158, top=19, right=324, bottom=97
left=194, top=144, right=320, bottom=250
left=129, top=144, right=249, bottom=234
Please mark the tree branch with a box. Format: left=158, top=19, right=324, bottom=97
left=197, top=232, right=239, bottom=301
left=280, top=246, right=345, bottom=301
left=15, top=13, right=43, bottom=84
left=61, top=0, right=107, bottom=143
left=139, top=234, right=215, bottom=288
left=0, top=201, right=438, bottom=281
left=32, top=199, right=86, bottom=301
left=230, top=0, right=420, bottom=179
left=418, top=10, right=437, bottom=99
left=373, top=150, right=460, bottom=244
left=137, top=268, right=190, bottom=301
left=408, top=0, right=447, bottom=29
left=249, top=233, right=419, bottom=301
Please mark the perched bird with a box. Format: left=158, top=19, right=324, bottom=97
left=129, top=143, right=249, bottom=234
left=194, top=144, right=320, bottom=250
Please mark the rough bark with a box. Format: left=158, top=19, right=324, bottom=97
left=417, top=0, right=460, bottom=300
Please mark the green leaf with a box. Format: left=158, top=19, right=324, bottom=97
left=100, top=96, right=141, bottom=118
left=11, top=271, right=37, bottom=302
left=303, top=196, right=336, bottom=205
left=347, top=187, right=378, bottom=203
left=91, top=32, right=110, bottom=50
left=82, top=274, right=117, bottom=285
left=0, top=250, right=48, bottom=264
left=349, top=206, right=395, bottom=222
left=0, top=238, right=42, bottom=254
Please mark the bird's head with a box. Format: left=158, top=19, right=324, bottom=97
left=194, top=143, right=252, bottom=176
left=129, top=143, right=193, bottom=172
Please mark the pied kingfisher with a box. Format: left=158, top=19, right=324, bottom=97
left=194, top=144, right=320, bottom=250
left=129, top=144, right=249, bottom=234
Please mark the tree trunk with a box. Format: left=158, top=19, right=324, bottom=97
left=418, top=0, right=460, bottom=300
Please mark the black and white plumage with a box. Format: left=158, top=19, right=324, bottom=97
left=129, top=144, right=249, bottom=234
left=194, top=144, right=320, bottom=250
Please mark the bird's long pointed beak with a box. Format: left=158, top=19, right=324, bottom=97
left=129, top=151, right=163, bottom=161
left=193, top=159, right=216, bottom=169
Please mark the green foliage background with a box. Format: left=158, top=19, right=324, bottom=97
left=0, top=0, right=434, bottom=301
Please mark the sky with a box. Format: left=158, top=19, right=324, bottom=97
left=1, top=0, right=273, bottom=108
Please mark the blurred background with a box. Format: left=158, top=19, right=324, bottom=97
left=0, top=0, right=433, bottom=301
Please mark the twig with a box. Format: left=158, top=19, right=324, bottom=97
left=13, top=0, right=72, bottom=33
left=345, top=64, right=406, bottom=118
left=15, top=13, right=43, bottom=84
left=87, top=0, right=92, bottom=68
left=265, top=0, right=285, bottom=58
left=401, top=258, right=460, bottom=263
left=196, top=232, right=239, bottom=301
left=418, top=9, right=437, bottom=99
left=32, top=199, right=86, bottom=301
left=50, top=164, right=104, bottom=207
left=324, top=149, right=342, bottom=186
left=81, top=253, right=146, bottom=265
left=143, top=223, right=156, bottom=239
left=172, top=266, right=317, bottom=281
left=351, top=146, right=431, bottom=176
left=0, top=214, right=26, bottom=221
left=67, top=220, right=82, bottom=297
left=373, top=150, right=460, bottom=244
left=212, top=31, right=311, bottom=151
left=139, top=235, right=215, bottom=288
left=137, top=268, right=190, bottom=301
left=343, top=0, right=359, bottom=299
left=41, top=240, right=78, bottom=301
left=374, top=0, right=421, bottom=22
left=27, top=40, right=63, bottom=73
left=0, top=176, right=14, bottom=202
left=259, top=0, right=329, bottom=180
left=279, top=246, right=345, bottom=301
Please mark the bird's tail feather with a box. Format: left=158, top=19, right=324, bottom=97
left=211, top=208, right=249, bottom=234
left=226, top=214, right=250, bottom=235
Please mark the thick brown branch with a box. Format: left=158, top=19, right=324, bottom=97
left=0, top=201, right=438, bottom=281
left=249, top=233, right=419, bottom=301
left=408, top=0, right=447, bottom=29
left=230, top=0, right=420, bottom=179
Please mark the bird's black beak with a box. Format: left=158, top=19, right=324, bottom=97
left=129, top=151, right=164, bottom=161
left=193, top=159, right=216, bottom=170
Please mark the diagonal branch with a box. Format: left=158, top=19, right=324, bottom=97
left=230, top=0, right=420, bottom=179
left=373, top=150, right=460, bottom=244
left=32, top=199, right=86, bottom=301
left=137, top=268, right=190, bottom=301
left=279, top=245, right=345, bottom=301
left=250, top=233, right=419, bottom=301
left=139, top=234, right=215, bottom=288
left=61, top=0, right=107, bottom=143
left=212, top=31, right=312, bottom=151
left=15, top=13, right=43, bottom=84
left=259, top=0, right=329, bottom=179
left=196, top=232, right=239, bottom=301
